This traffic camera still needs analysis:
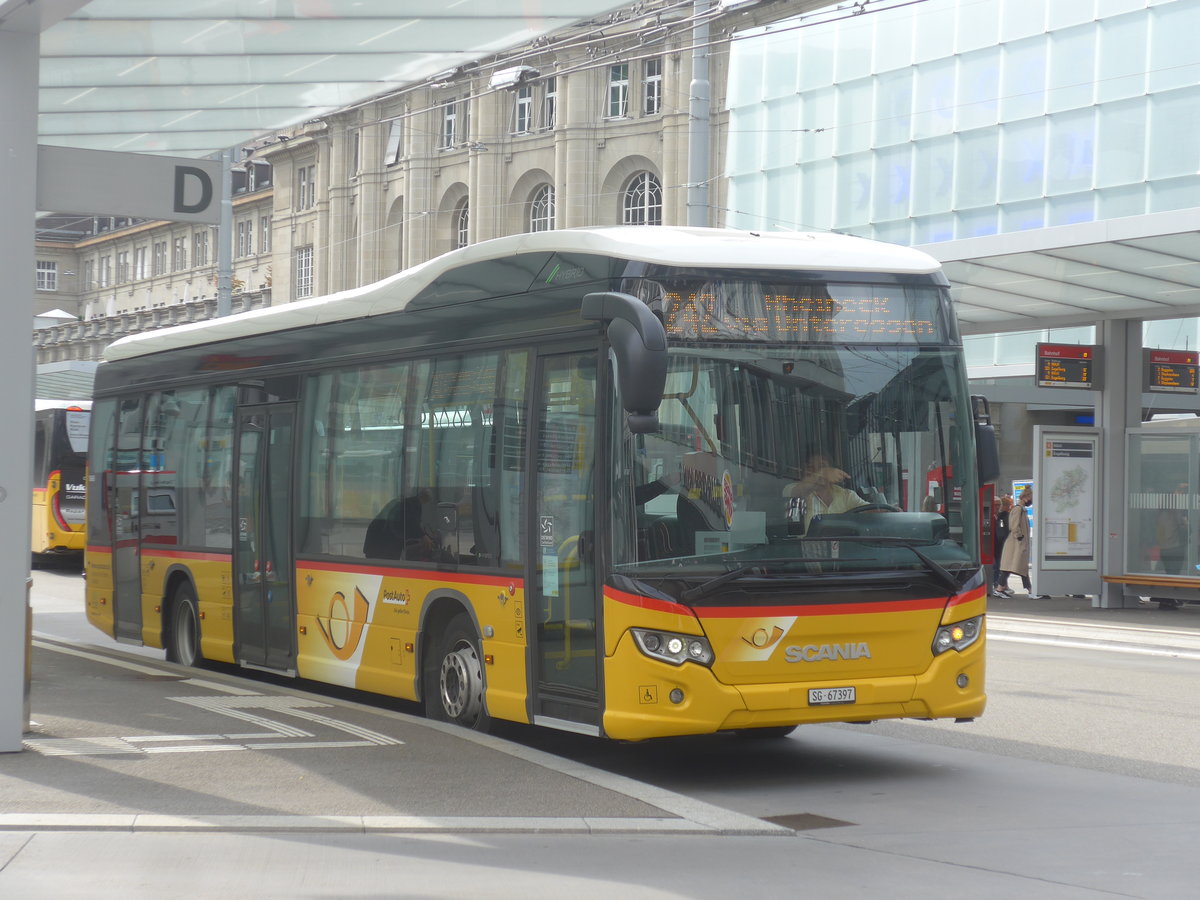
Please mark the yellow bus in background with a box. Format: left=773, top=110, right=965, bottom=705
left=33, top=400, right=91, bottom=563
left=85, top=227, right=997, bottom=740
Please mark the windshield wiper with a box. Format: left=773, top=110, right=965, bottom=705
left=810, top=535, right=962, bottom=594
left=677, top=559, right=826, bottom=603
left=679, top=565, right=760, bottom=603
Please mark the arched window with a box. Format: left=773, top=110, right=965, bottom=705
left=528, top=184, right=555, bottom=233
left=621, top=172, right=662, bottom=226
left=454, top=199, right=470, bottom=249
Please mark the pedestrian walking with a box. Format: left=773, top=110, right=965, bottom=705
left=998, top=487, right=1033, bottom=595
left=991, top=494, right=1013, bottom=596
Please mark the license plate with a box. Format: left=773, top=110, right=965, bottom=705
left=808, top=686, right=855, bottom=706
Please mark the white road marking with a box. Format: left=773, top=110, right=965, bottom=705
left=25, top=691, right=402, bottom=756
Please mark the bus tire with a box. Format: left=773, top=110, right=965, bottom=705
left=425, top=614, right=490, bottom=732
left=166, top=582, right=205, bottom=668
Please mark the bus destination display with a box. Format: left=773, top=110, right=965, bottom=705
left=1036, top=343, right=1100, bottom=390
left=1144, top=348, right=1199, bottom=394
left=656, top=283, right=945, bottom=343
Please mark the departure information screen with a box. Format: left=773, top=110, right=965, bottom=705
left=1144, top=348, right=1199, bottom=394
left=647, top=280, right=949, bottom=344
left=1036, top=343, right=1100, bottom=390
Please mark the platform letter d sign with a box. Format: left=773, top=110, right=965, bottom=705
left=174, top=165, right=213, bottom=215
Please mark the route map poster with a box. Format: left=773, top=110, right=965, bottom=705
left=1040, top=437, right=1096, bottom=563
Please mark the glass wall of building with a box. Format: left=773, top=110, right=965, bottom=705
left=726, top=0, right=1200, bottom=242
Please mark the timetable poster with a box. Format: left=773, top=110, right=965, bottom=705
left=1040, top=438, right=1096, bottom=562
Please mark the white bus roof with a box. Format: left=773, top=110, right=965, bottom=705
left=103, top=227, right=942, bottom=363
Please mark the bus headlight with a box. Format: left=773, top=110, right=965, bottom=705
left=932, top=616, right=982, bottom=655
left=632, top=628, right=714, bottom=667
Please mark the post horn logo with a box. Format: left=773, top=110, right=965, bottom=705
left=742, top=625, right=785, bottom=650
left=316, top=587, right=369, bottom=660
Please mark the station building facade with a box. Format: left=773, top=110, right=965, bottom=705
left=32, top=0, right=769, bottom=363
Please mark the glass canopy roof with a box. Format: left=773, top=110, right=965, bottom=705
left=32, top=0, right=631, bottom=157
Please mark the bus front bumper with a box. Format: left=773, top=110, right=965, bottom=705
left=602, top=633, right=985, bottom=741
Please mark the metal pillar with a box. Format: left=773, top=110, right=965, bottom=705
left=686, top=0, right=711, bottom=227
left=217, top=147, right=234, bottom=316
left=1096, top=318, right=1143, bottom=608
left=0, top=26, right=39, bottom=752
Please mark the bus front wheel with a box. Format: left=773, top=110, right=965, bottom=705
left=166, top=582, right=204, bottom=668
left=425, top=615, right=490, bottom=732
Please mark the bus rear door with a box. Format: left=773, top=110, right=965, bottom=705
left=234, top=404, right=297, bottom=671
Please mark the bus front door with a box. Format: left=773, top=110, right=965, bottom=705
left=234, top=404, right=296, bottom=671
left=530, top=351, right=600, bottom=732
left=111, top=398, right=144, bottom=643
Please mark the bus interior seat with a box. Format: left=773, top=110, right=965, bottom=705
left=675, top=494, right=712, bottom=556
left=469, top=483, right=500, bottom=564
left=639, top=516, right=681, bottom=560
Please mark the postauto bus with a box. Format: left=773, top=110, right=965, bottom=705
left=85, top=227, right=998, bottom=740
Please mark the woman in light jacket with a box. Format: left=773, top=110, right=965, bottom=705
left=997, top=488, right=1032, bottom=596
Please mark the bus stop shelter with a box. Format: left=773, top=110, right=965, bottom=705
left=923, top=210, right=1200, bottom=606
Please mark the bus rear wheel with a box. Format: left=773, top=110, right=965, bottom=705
left=166, top=582, right=204, bottom=668
left=425, top=615, right=490, bottom=732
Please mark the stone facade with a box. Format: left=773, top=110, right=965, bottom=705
left=31, top=0, right=798, bottom=364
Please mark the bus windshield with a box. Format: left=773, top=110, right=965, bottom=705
left=611, top=341, right=979, bottom=592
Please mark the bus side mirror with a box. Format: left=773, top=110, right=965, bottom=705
left=972, top=395, right=1000, bottom=485
left=581, top=291, right=667, bottom=434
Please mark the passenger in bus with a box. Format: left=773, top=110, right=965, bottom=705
left=781, top=454, right=867, bottom=532
left=363, top=488, right=436, bottom=560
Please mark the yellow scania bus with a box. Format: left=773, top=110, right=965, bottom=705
left=33, top=400, right=91, bottom=563
left=85, top=227, right=997, bottom=740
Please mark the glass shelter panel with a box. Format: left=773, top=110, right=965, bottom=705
left=1126, top=431, right=1197, bottom=578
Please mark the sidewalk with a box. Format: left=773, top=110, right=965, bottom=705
left=4, top=636, right=779, bottom=836
left=986, top=591, right=1200, bottom=658
left=989, top=590, right=1200, bottom=628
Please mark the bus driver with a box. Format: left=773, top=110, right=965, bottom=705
left=782, top=454, right=867, bottom=532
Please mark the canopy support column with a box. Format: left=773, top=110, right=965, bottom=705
left=1096, top=318, right=1143, bottom=608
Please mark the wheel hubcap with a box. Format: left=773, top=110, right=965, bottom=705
left=177, top=605, right=197, bottom=664
left=439, top=641, right=483, bottom=722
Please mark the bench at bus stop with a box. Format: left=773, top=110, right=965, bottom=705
left=1102, top=574, right=1200, bottom=609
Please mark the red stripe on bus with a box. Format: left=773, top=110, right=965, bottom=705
left=694, top=596, right=958, bottom=618
left=947, top=589, right=985, bottom=609
left=607, top=587, right=981, bottom=619
left=141, top=548, right=232, bottom=561
left=605, top=585, right=691, bottom=615
left=296, top=560, right=523, bottom=589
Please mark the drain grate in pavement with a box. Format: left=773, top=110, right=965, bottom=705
left=762, top=813, right=855, bottom=831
